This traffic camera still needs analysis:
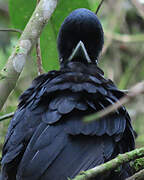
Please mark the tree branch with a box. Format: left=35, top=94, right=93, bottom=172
left=131, top=0, right=144, bottom=19
left=36, top=37, right=43, bottom=75
left=0, top=28, right=22, bottom=33
left=0, top=112, right=14, bottom=122
left=126, top=169, right=144, bottom=180
left=0, top=0, right=58, bottom=110
left=102, top=0, right=124, bottom=55
left=95, top=0, right=105, bottom=14
left=104, top=31, right=144, bottom=43
left=84, top=81, right=144, bottom=122
left=72, top=147, right=144, bottom=180
left=36, top=0, right=43, bottom=75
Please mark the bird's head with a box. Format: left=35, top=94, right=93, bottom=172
left=57, top=8, right=104, bottom=65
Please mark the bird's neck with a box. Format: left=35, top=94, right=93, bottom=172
left=60, top=61, right=104, bottom=76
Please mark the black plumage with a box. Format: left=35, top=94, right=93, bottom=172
left=1, top=8, right=135, bottom=180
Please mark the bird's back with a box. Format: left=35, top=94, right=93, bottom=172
left=1, top=62, right=135, bottom=180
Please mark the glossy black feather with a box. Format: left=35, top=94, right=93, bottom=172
left=1, top=61, right=135, bottom=180
left=1, top=8, right=135, bottom=180
left=58, top=8, right=104, bottom=62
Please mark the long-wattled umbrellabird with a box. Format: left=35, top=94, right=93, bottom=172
left=1, top=8, right=135, bottom=180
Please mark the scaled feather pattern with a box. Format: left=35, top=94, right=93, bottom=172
left=1, top=8, right=135, bottom=180
left=1, top=62, right=135, bottom=180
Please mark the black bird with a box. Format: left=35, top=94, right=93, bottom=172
left=1, top=8, right=135, bottom=180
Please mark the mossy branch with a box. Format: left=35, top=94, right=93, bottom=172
left=0, top=0, right=58, bottom=110
left=72, top=147, right=144, bottom=180
left=126, top=169, right=144, bottom=180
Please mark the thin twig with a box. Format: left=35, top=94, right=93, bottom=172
left=0, top=112, right=14, bottom=122
left=0, top=0, right=58, bottom=110
left=102, top=0, right=123, bottom=55
left=0, top=28, right=22, bottom=33
left=96, top=0, right=105, bottom=14
left=84, top=81, right=144, bottom=122
left=121, top=89, right=129, bottom=93
left=72, top=147, right=144, bottom=180
left=105, top=31, right=144, bottom=43
left=36, top=0, right=43, bottom=75
left=36, top=39, right=43, bottom=75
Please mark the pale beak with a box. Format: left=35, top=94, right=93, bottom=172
left=68, top=41, right=91, bottom=63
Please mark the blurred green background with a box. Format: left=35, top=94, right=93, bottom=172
left=0, top=0, right=144, bottom=159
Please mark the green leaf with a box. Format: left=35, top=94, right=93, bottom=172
left=40, top=23, right=59, bottom=71
left=9, top=0, right=37, bottom=30
left=88, top=0, right=101, bottom=12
